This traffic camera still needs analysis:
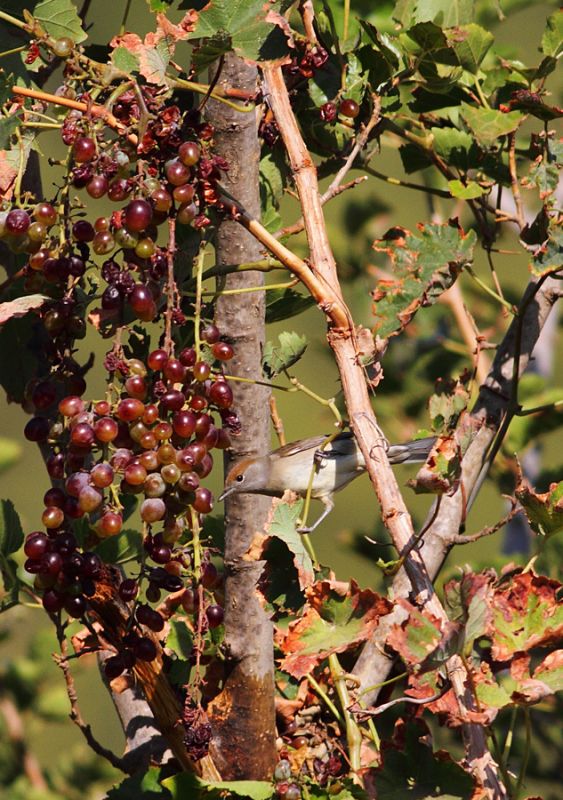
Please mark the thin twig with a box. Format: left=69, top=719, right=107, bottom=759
left=53, top=634, right=127, bottom=771
left=508, top=132, right=525, bottom=230
left=448, top=502, right=519, bottom=545
left=269, top=395, right=286, bottom=445
left=276, top=176, right=367, bottom=239
left=274, top=98, right=381, bottom=241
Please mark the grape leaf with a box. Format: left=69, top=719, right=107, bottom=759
left=163, top=773, right=274, bottom=800
left=265, top=288, right=315, bottom=324
left=372, top=221, right=476, bottom=337
left=387, top=600, right=444, bottom=665
left=189, top=0, right=289, bottom=63
left=167, top=619, right=193, bottom=659
left=0, top=294, right=49, bottom=326
left=516, top=478, right=563, bottom=538
left=490, top=572, right=563, bottom=661
left=265, top=496, right=313, bottom=590
left=33, top=0, right=87, bottom=44
left=94, top=529, right=142, bottom=565
left=530, top=222, right=563, bottom=277
left=541, top=11, right=563, bottom=58
left=108, top=767, right=170, bottom=799
left=395, top=0, right=474, bottom=28
left=373, top=719, right=475, bottom=800
left=447, top=179, right=485, bottom=199
left=262, top=331, right=307, bottom=378
left=278, top=579, right=392, bottom=678
left=111, top=46, right=140, bottom=74
left=0, top=114, right=20, bottom=149
left=0, top=499, right=23, bottom=557
left=0, top=499, right=23, bottom=612
left=461, top=103, right=523, bottom=147
left=446, top=23, right=493, bottom=74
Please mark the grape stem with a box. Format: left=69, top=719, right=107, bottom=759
left=193, top=246, right=205, bottom=361
left=163, top=217, right=177, bottom=356
left=11, top=86, right=138, bottom=145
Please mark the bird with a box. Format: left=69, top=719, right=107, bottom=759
left=219, top=431, right=435, bottom=532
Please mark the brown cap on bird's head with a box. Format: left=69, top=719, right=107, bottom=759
left=218, top=454, right=273, bottom=501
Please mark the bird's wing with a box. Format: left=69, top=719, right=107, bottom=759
left=271, top=432, right=356, bottom=459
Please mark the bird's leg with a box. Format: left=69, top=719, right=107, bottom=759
left=297, top=496, right=334, bottom=533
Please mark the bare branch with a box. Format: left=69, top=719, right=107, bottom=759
left=260, top=63, right=509, bottom=797
left=353, top=276, right=561, bottom=707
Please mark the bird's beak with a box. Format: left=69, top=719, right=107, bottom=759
left=218, top=486, right=235, bottom=502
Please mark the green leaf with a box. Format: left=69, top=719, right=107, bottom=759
left=516, top=479, right=563, bottom=538
left=0, top=436, right=21, bottom=474
left=33, top=0, right=87, bottom=44
left=395, top=0, right=474, bottom=28
left=541, top=11, right=563, bottom=58
left=524, top=160, right=560, bottom=197
left=530, top=223, right=563, bottom=277
left=163, top=773, right=274, bottom=800
left=147, top=0, right=174, bottom=11
left=446, top=23, right=493, bottom=74
left=94, top=529, right=141, bottom=565
left=109, top=767, right=171, bottom=799
left=0, top=114, right=20, bottom=149
left=142, top=38, right=173, bottom=84
left=265, top=288, right=315, bottom=324
left=266, top=498, right=314, bottom=590
left=111, top=46, right=140, bottom=74
left=461, top=103, right=523, bottom=147
left=372, top=222, right=476, bottom=337
left=190, top=0, right=289, bottom=63
left=447, top=178, right=485, bottom=198
left=166, top=619, right=193, bottom=659
left=373, top=720, right=475, bottom=799
left=0, top=499, right=24, bottom=557
left=262, top=331, right=308, bottom=378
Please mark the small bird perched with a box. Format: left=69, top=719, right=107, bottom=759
left=219, top=432, right=435, bottom=532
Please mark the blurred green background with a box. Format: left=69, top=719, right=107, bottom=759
left=0, top=1, right=561, bottom=797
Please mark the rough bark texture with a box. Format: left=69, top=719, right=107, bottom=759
left=205, top=54, right=276, bottom=780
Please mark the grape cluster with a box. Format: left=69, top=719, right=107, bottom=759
left=23, top=323, right=236, bottom=675
left=1, top=96, right=229, bottom=346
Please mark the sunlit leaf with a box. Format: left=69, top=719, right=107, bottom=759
left=278, top=579, right=391, bottom=678
left=372, top=222, right=476, bottom=337
left=265, top=496, right=313, bottom=590
left=262, top=331, right=308, bottom=378
left=33, top=0, right=87, bottom=44
left=491, top=572, right=563, bottom=661
left=461, top=103, right=523, bottom=147
left=516, top=478, right=563, bottom=538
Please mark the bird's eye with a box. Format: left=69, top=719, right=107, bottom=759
left=236, top=474, right=244, bottom=482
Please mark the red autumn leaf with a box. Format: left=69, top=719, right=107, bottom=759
left=491, top=571, right=563, bottom=661
left=277, top=579, right=391, bottom=679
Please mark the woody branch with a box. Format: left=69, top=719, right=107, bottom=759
left=259, top=63, right=508, bottom=798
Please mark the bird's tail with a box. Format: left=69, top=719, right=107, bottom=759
left=387, top=436, right=436, bottom=464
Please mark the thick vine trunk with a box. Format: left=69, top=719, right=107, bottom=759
left=206, top=54, right=276, bottom=780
